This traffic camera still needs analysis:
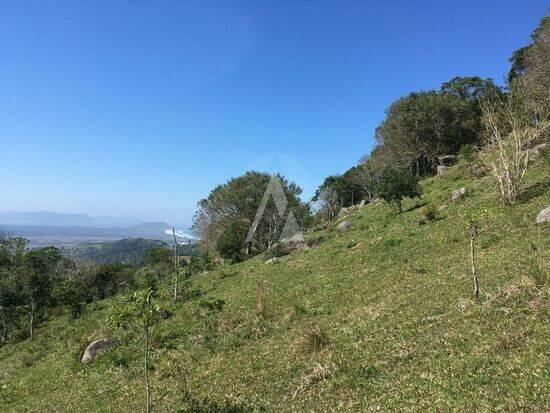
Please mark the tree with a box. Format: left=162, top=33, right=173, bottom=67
left=216, top=221, right=248, bottom=262
left=146, top=246, right=172, bottom=266
left=109, top=288, right=160, bottom=413
left=375, top=91, right=483, bottom=175
left=375, top=168, right=422, bottom=213
left=20, top=247, right=61, bottom=339
left=440, top=76, right=500, bottom=100
left=193, top=171, right=309, bottom=253
left=343, top=163, right=375, bottom=201
left=508, top=15, right=550, bottom=88
left=312, top=176, right=344, bottom=221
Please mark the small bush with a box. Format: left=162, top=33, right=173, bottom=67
left=420, top=203, right=438, bottom=222
left=265, top=243, right=291, bottom=259
left=459, top=144, right=476, bottom=164
left=384, top=237, right=402, bottom=247
left=198, top=297, right=226, bottom=314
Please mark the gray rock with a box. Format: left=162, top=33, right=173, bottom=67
left=338, top=207, right=348, bottom=217
left=358, top=199, right=367, bottom=207
left=451, top=187, right=467, bottom=202
left=437, top=165, right=449, bottom=175
left=337, top=220, right=350, bottom=231
left=536, top=206, right=550, bottom=224
left=82, top=338, right=118, bottom=364
left=265, top=257, right=279, bottom=264
left=437, top=155, right=457, bottom=166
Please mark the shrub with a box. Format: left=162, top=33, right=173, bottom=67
left=420, top=203, right=438, bottom=222
left=216, top=221, right=248, bottom=262
left=375, top=168, right=422, bottom=213
left=459, top=144, right=476, bottom=164
left=265, top=243, right=291, bottom=259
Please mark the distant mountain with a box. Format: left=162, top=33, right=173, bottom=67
left=0, top=211, right=197, bottom=248
left=129, top=221, right=172, bottom=231
left=0, top=211, right=96, bottom=226
left=93, top=216, right=145, bottom=227
left=0, top=211, right=145, bottom=228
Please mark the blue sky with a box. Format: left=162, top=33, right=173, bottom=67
left=1, top=1, right=547, bottom=226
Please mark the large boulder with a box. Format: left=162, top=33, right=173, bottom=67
left=451, top=187, right=467, bottom=202
left=82, top=338, right=118, bottom=364
left=536, top=206, right=550, bottom=224
left=337, top=220, right=350, bottom=232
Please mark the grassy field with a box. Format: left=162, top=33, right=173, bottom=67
left=1, top=163, right=548, bottom=412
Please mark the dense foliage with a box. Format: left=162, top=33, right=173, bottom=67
left=193, top=171, right=310, bottom=255
left=374, top=168, right=422, bottom=213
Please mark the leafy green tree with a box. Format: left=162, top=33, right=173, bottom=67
left=375, top=91, right=483, bottom=175
left=216, top=221, right=248, bottom=262
left=109, top=288, right=160, bottom=413
left=0, top=269, right=20, bottom=342
left=375, top=168, right=422, bottom=213
left=508, top=16, right=550, bottom=87
left=20, top=247, right=61, bottom=339
left=193, top=171, right=309, bottom=253
left=146, top=247, right=172, bottom=266
left=52, top=278, right=90, bottom=319
left=440, top=76, right=501, bottom=100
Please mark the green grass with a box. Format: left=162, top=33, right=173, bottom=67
left=1, top=164, right=549, bottom=412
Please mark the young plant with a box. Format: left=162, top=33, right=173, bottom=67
left=420, top=203, right=438, bottom=222
left=476, top=93, right=549, bottom=205
left=109, top=288, right=160, bottom=413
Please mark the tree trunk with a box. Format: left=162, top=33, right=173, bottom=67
left=470, top=223, right=479, bottom=299
left=144, top=324, right=151, bottom=413
left=29, top=300, right=35, bottom=340
left=172, top=227, right=178, bottom=301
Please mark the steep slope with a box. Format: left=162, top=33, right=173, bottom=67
left=0, top=165, right=548, bottom=412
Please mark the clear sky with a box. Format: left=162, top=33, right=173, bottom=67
left=1, top=1, right=548, bottom=226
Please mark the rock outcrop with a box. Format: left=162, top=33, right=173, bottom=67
left=536, top=206, right=550, bottom=224
left=337, top=220, right=350, bottom=231
left=82, top=338, right=118, bottom=364
left=451, top=187, right=467, bottom=202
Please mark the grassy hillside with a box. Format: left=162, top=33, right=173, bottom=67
left=1, top=164, right=548, bottom=412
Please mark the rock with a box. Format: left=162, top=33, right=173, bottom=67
left=265, top=257, right=279, bottom=264
left=437, top=155, right=457, bottom=166
left=536, top=206, right=550, bottom=224
left=338, top=207, right=348, bottom=217
left=451, top=187, right=467, bottom=202
left=358, top=199, right=367, bottom=207
left=82, top=338, right=118, bottom=364
left=437, top=165, right=449, bottom=175
left=337, top=220, right=350, bottom=231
